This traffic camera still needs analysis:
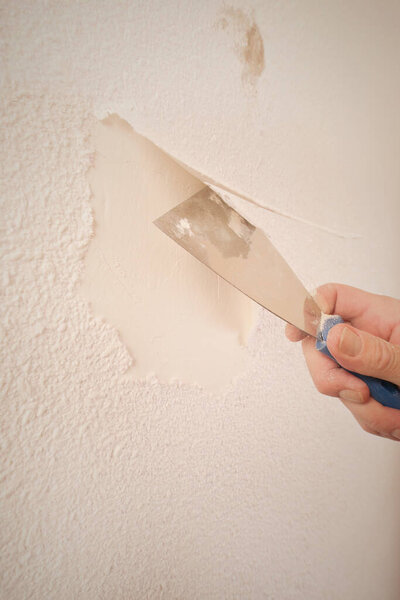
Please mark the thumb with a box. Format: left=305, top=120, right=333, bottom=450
left=327, top=324, right=400, bottom=387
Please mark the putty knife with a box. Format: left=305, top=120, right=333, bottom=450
left=154, top=186, right=400, bottom=409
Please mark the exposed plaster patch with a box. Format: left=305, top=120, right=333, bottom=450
left=217, top=7, right=265, bottom=88
left=81, top=115, right=255, bottom=390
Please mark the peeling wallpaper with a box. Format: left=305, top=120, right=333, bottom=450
left=1, top=2, right=400, bottom=599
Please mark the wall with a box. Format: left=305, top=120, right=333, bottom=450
left=1, top=1, right=400, bottom=598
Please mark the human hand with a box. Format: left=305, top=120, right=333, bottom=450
left=286, top=283, right=400, bottom=440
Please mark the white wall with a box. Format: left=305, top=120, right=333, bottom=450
left=1, top=1, right=400, bottom=598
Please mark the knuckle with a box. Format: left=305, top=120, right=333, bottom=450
left=371, top=339, right=400, bottom=376
left=316, top=383, right=331, bottom=396
left=373, top=341, right=391, bottom=371
left=314, top=372, right=335, bottom=396
left=360, top=421, right=377, bottom=435
left=360, top=417, right=389, bottom=438
left=316, top=367, right=341, bottom=396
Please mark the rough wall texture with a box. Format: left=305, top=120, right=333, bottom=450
left=1, top=2, right=400, bottom=599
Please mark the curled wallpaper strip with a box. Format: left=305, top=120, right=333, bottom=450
left=175, top=161, right=361, bottom=240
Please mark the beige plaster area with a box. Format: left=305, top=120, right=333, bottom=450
left=216, top=6, right=265, bottom=88
left=81, top=115, right=255, bottom=389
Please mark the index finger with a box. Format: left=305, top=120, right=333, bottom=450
left=317, top=283, right=373, bottom=321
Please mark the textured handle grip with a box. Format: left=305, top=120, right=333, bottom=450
left=315, top=315, right=400, bottom=410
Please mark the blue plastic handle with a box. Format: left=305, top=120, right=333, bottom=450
left=315, top=315, right=400, bottom=410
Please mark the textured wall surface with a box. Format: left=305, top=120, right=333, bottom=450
left=1, top=1, right=400, bottom=599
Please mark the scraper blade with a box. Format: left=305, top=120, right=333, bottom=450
left=154, top=186, right=321, bottom=337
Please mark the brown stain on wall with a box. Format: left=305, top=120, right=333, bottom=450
left=217, top=7, right=265, bottom=88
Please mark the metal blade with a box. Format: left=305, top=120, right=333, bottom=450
left=154, top=186, right=321, bottom=337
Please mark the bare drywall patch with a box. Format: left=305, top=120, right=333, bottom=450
left=81, top=115, right=255, bottom=389
left=217, top=7, right=265, bottom=88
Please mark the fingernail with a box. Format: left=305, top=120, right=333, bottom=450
left=339, top=390, right=364, bottom=403
left=339, top=327, right=362, bottom=357
left=392, top=429, right=400, bottom=440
